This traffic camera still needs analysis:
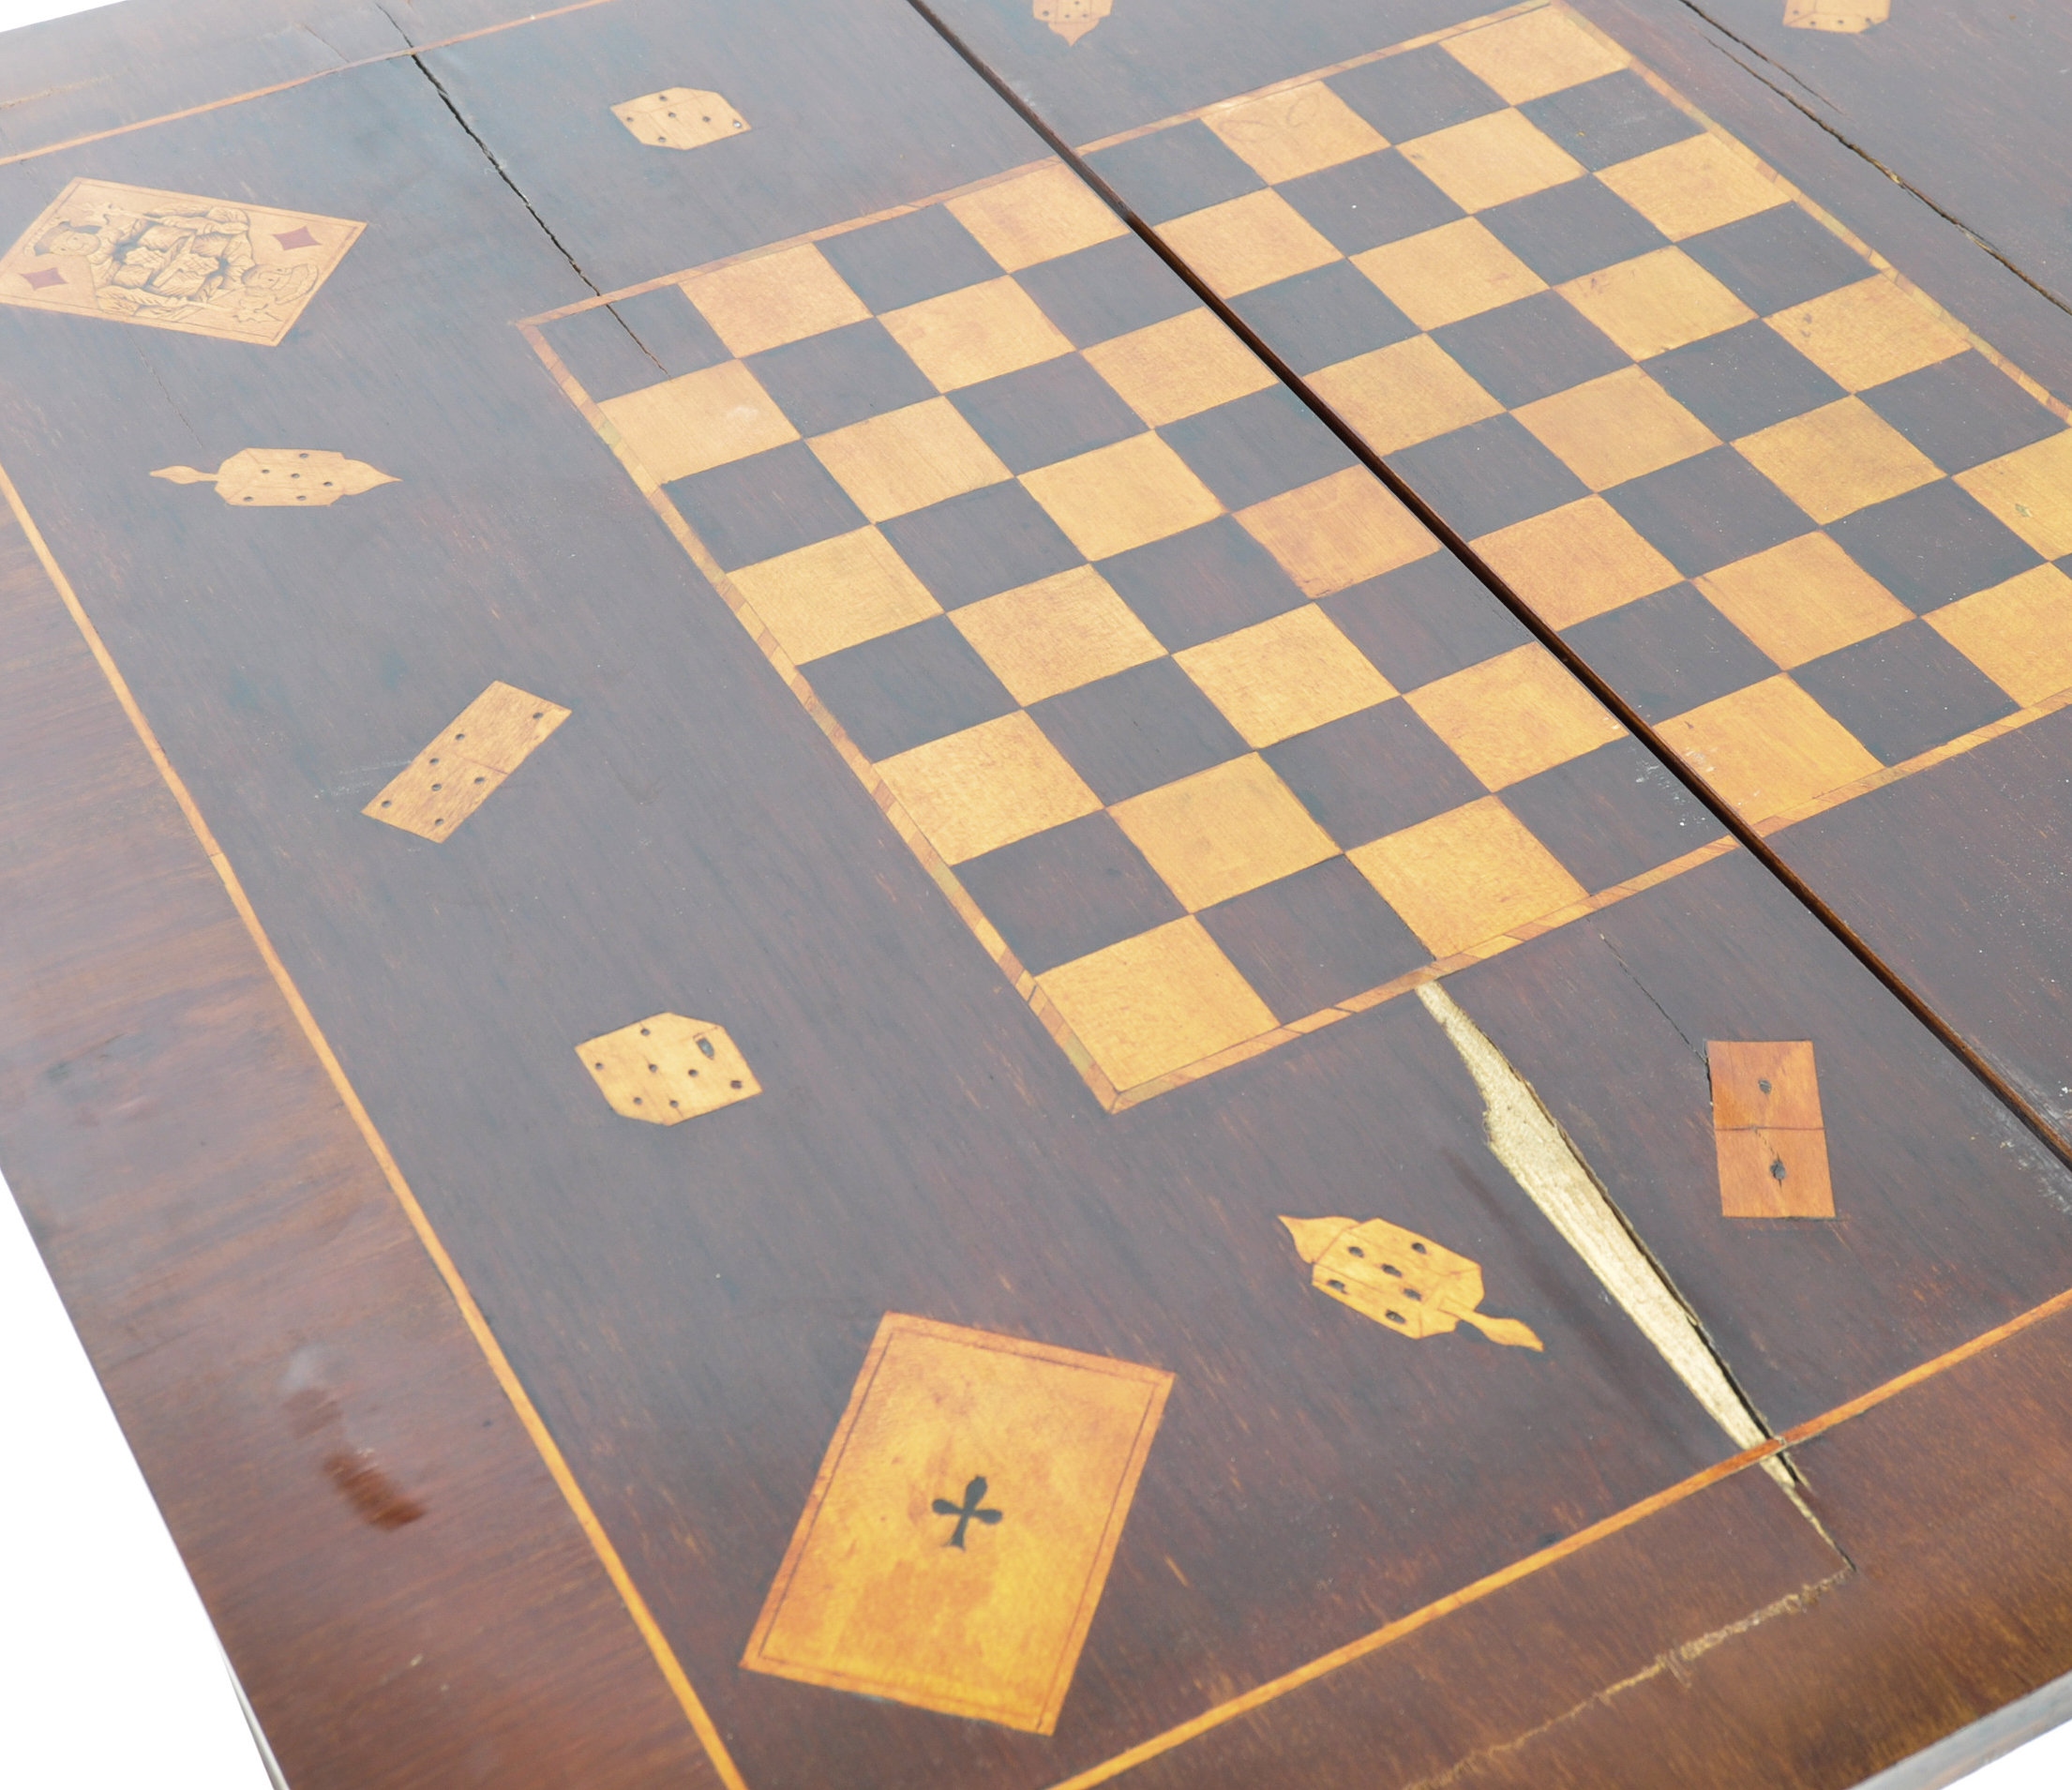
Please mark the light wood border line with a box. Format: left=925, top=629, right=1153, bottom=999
left=1071, top=0, right=2070, bottom=436
left=0, top=456, right=750, bottom=1790
left=741, top=1313, right=1174, bottom=1735
left=0, top=0, right=623, bottom=171
left=520, top=17, right=2072, bottom=1107
left=520, top=233, right=1744, bottom=1113
left=1042, top=1274, right=2072, bottom=1790
left=1072, top=0, right=1551, bottom=156
left=10, top=347, right=2072, bottom=1790
left=1, top=1, right=2062, bottom=1778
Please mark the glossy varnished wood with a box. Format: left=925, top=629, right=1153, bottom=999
left=5, top=0, right=2072, bottom=1786
left=912, top=0, right=2072, bottom=1169
left=1100, top=1300, right=2072, bottom=1789
left=0, top=504, right=721, bottom=1788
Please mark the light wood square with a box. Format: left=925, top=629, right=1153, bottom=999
left=728, top=527, right=941, bottom=664
left=1927, top=564, right=2072, bottom=706
left=364, top=682, right=569, bottom=842
left=741, top=1313, right=1170, bottom=1734
left=1309, top=335, right=1502, bottom=456
left=1514, top=366, right=1719, bottom=490
left=1442, top=8, right=1628, bottom=105
left=1355, top=218, right=1547, bottom=330
left=1597, top=135, right=1786, bottom=242
left=809, top=398, right=1010, bottom=521
left=0, top=176, right=363, bottom=347
left=578, top=1014, right=759, bottom=1125
left=1236, top=466, right=1437, bottom=596
left=1174, top=607, right=1396, bottom=747
left=1716, top=1125, right=1834, bottom=1219
left=1709, top=1039, right=1824, bottom=1131
left=1399, top=109, right=1585, bottom=214
left=1696, top=533, right=1910, bottom=669
left=951, top=565, right=1165, bottom=705
left=1349, top=796, right=1587, bottom=956
left=1559, top=248, right=1754, bottom=359
left=1657, top=675, right=1879, bottom=822
left=881, top=277, right=1074, bottom=392
left=1111, top=755, right=1337, bottom=910
left=1734, top=398, right=1941, bottom=525
left=1473, top=496, right=1680, bottom=629
left=1405, top=642, right=1625, bottom=789
left=1162, top=189, right=1343, bottom=298
left=1021, top=433, right=1224, bottom=560
left=682, top=245, right=869, bottom=356
left=433, top=682, right=570, bottom=775
left=1038, top=917, right=1275, bottom=1091
left=1084, top=308, right=1277, bottom=428
left=877, top=711, right=1102, bottom=864
left=598, top=361, right=798, bottom=485
left=1956, top=429, right=2072, bottom=560
left=1204, top=82, right=1390, bottom=182
left=1765, top=277, right=1968, bottom=392
left=946, top=163, right=1128, bottom=272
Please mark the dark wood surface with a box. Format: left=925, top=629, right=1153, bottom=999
left=4, top=1, right=2072, bottom=1786
left=916, top=0, right=2072, bottom=1165
left=0, top=500, right=721, bottom=1790
left=1113, top=1299, right=2072, bottom=1790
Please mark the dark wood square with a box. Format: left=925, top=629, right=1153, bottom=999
left=1677, top=205, right=1870, bottom=317
left=1860, top=353, right=2064, bottom=474
left=879, top=482, right=1083, bottom=607
left=1793, top=619, right=2019, bottom=765
left=748, top=319, right=938, bottom=437
left=1604, top=446, right=1811, bottom=577
left=667, top=442, right=865, bottom=570
left=1013, top=234, right=1195, bottom=349
left=950, top=354, right=1145, bottom=474
left=547, top=286, right=729, bottom=399
left=1278, top=149, right=1462, bottom=255
left=1085, top=119, right=1265, bottom=224
left=1480, top=177, right=1669, bottom=285
left=1647, top=321, right=1846, bottom=443
left=1501, top=736, right=1726, bottom=891
left=804, top=616, right=1017, bottom=760
left=1434, top=292, right=1631, bottom=409
left=1028, top=657, right=1249, bottom=804
left=956, top=811, right=1184, bottom=973
left=818, top=203, right=1002, bottom=311
left=1561, top=582, right=1779, bottom=723
left=1520, top=71, right=1704, bottom=172
left=1162, top=386, right=1358, bottom=511
left=1827, top=480, right=2043, bottom=613
left=1199, top=857, right=1430, bottom=1019
left=1097, top=517, right=1308, bottom=651
left=1320, top=551, right=1534, bottom=692
left=1389, top=415, right=1590, bottom=541
left=1231, top=261, right=1418, bottom=375
left=1327, top=46, right=1506, bottom=141
left=1262, top=698, right=1485, bottom=847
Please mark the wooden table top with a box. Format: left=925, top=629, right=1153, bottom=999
left=4, top=2, right=2071, bottom=1785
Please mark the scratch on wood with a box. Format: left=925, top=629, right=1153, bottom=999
left=1399, top=1570, right=1852, bottom=1790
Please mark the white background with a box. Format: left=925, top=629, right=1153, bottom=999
left=0, top=0, right=2065, bottom=1782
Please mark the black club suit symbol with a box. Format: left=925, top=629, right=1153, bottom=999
left=931, top=1475, right=1004, bottom=1549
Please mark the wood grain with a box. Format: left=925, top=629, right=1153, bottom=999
left=0, top=497, right=726, bottom=1790
left=8, top=2, right=2072, bottom=1785
left=0, top=31, right=1777, bottom=1785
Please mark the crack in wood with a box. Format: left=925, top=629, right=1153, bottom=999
left=1670, top=0, right=2072, bottom=323
left=1417, top=982, right=1825, bottom=1526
